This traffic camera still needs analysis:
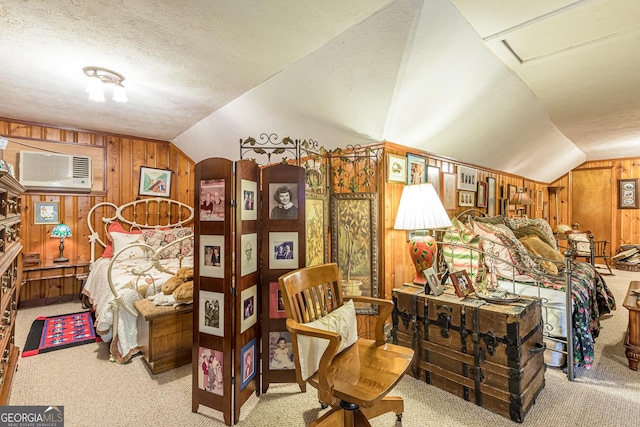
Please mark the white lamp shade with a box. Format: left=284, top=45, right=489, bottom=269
left=112, top=83, right=128, bottom=103
left=394, top=183, right=452, bottom=230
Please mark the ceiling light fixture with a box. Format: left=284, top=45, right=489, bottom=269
left=82, top=66, right=128, bottom=103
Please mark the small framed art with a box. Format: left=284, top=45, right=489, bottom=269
left=487, top=177, right=496, bottom=216
left=199, top=290, right=224, bottom=336
left=200, top=235, right=224, bottom=278
left=240, top=179, right=257, bottom=221
left=269, top=231, right=299, bottom=270
left=200, top=179, right=225, bottom=221
left=269, top=183, right=299, bottom=220
left=459, top=191, right=475, bottom=207
left=240, top=233, right=257, bottom=276
left=269, top=281, right=287, bottom=319
left=34, top=201, right=59, bottom=224
left=197, top=347, right=224, bottom=395
left=387, top=154, right=407, bottom=183
left=536, top=190, right=544, bottom=211
left=477, top=181, right=488, bottom=208
left=423, top=267, right=443, bottom=296
left=241, top=338, right=257, bottom=390
left=442, top=172, right=457, bottom=210
left=450, top=270, right=474, bottom=298
left=618, top=179, right=639, bottom=209
left=427, top=166, right=441, bottom=199
left=139, top=166, right=172, bottom=197
left=406, top=154, right=427, bottom=184
left=456, top=165, right=477, bottom=191
left=240, top=285, right=258, bottom=333
left=268, top=332, right=296, bottom=370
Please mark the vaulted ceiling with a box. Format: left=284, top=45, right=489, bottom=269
left=0, top=0, right=638, bottom=182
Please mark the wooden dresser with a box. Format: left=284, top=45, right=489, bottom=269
left=0, top=171, right=25, bottom=404
left=134, top=298, right=193, bottom=374
left=392, top=285, right=546, bottom=423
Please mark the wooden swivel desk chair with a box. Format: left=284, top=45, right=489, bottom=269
left=278, top=263, right=414, bottom=427
left=565, top=230, right=613, bottom=275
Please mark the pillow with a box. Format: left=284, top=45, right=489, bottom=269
left=511, top=225, right=557, bottom=249
left=442, top=218, right=481, bottom=282
left=102, top=222, right=141, bottom=258
left=567, top=233, right=591, bottom=256
left=507, top=217, right=558, bottom=250
left=473, top=216, right=506, bottom=225
left=473, top=221, right=539, bottom=281
left=110, top=231, right=147, bottom=259
left=518, top=235, right=563, bottom=275
left=143, top=227, right=193, bottom=259
left=296, top=299, right=358, bottom=381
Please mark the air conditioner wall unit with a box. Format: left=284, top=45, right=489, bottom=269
left=19, top=151, right=92, bottom=192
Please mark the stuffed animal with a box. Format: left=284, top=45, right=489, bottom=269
left=161, top=267, right=194, bottom=295
left=173, top=280, right=193, bottom=303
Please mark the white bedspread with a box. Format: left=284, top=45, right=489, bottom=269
left=83, top=255, right=194, bottom=362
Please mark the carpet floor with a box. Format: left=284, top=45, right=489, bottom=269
left=8, top=267, right=640, bottom=426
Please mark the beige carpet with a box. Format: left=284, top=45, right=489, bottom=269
left=10, top=267, right=640, bottom=426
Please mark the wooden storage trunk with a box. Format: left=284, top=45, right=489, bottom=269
left=392, top=286, right=546, bottom=423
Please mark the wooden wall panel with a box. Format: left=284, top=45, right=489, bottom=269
left=0, top=118, right=195, bottom=305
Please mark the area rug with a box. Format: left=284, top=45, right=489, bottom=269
left=22, top=311, right=100, bottom=357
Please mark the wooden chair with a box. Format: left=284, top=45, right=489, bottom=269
left=278, top=263, right=414, bottom=426
left=566, top=230, right=613, bottom=275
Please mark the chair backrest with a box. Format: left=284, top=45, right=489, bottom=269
left=278, top=263, right=345, bottom=324
left=566, top=230, right=592, bottom=256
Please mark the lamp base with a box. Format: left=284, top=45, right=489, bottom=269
left=408, top=234, right=437, bottom=287
left=53, top=256, right=69, bottom=263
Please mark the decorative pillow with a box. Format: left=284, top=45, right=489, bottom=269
left=518, top=235, right=563, bottom=275
left=473, top=221, right=540, bottom=281
left=442, top=218, right=481, bottom=282
left=511, top=225, right=557, bottom=249
left=473, top=216, right=506, bottom=225
left=102, top=222, right=141, bottom=258
left=296, top=299, right=358, bottom=381
left=110, top=231, right=147, bottom=259
left=567, top=233, right=591, bottom=256
left=142, top=227, right=194, bottom=259
left=507, top=217, right=558, bottom=250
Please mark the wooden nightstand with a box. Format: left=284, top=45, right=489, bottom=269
left=20, top=262, right=90, bottom=308
left=624, top=281, right=640, bottom=371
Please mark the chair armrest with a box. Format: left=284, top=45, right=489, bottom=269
left=286, top=318, right=341, bottom=401
left=347, top=296, right=393, bottom=344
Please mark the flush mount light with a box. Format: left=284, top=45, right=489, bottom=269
left=82, top=66, right=128, bottom=103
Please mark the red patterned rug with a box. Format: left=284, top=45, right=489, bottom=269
left=22, top=311, right=101, bottom=358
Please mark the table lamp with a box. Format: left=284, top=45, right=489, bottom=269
left=394, top=183, right=452, bottom=286
left=51, top=223, right=72, bottom=263
left=510, top=188, right=534, bottom=217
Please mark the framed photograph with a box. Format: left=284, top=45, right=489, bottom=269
left=406, top=154, right=427, bottom=184
left=240, top=285, right=258, bottom=333
left=139, top=166, right=172, bottom=197
left=618, top=179, right=639, bottom=209
left=423, top=267, right=443, bottom=296
left=332, top=193, right=379, bottom=313
left=387, top=154, right=407, bottom=183
left=269, top=183, right=299, bottom=220
left=487, top=177, right=496, bottom=216
left=240, top=179, right=257, bottom=221
left=240, top=233, right=257, bottom=276
left=268, top=331, right=295, bottom=370
left=456, top=165, right=477, bottom=191
left=450, top=270, right=475, bottom=298
left=34, top=201, right=59, bottom=224
left=458, top=191, right=475, bottom=207
left=197, top=346, right=224, bottom=395
left=200, top=179, right=225, bottom=221
left=200, top=235, right=224, bottom=278
left=240, top=338, right=257, bottom=390
left=199, top=290, right=224, bottom=336
left=269, top=232, right=299, bottom=270
left=508, top=184, right=517, bottom=210
left=306, top=196, right=328, bottom=266
left=536, top=190, right=544, bottom=211
left=427, top=165, right=441, bottom=199
left=269, top=281, right=287, bottom=319
left=477, top=181, right=488, bottom=208
left=442, top=172, right=457, bottom=210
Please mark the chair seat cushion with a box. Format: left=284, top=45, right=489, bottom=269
left=297, top=299, right=358, bottom=381
left=308, top=339, right=414, bottom=408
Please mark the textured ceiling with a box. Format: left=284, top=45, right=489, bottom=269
left=1, top=0, right=639, bottom=182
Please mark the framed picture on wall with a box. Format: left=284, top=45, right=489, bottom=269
left=486, top=177, right=496, bottom=216
left=458, top=191, right=474, bottom=207
left=618, top=179, right=639, bottom=209
left=536, top=190, right=544, bottom=211
left=34, top=201, right=59, bottom=224
left=456, top=165, right=477, bottom=191
left=477, top=181, right=488, bottom=208
left=139, top=166, right=172, bottom=197
left=427, top=166, right=441, bottom=199
left=387, top=154, right=407, bottom=183
left=406, top=154, right=427, bottom=184
left=442, top=172, right=457, bottom=210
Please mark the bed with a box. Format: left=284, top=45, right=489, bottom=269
left=439, top=211, right=616, bottom=380
left=82, top=198, right=194, bottom=363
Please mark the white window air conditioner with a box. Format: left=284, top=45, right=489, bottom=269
left=19, top=151, right=92, bottom=192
